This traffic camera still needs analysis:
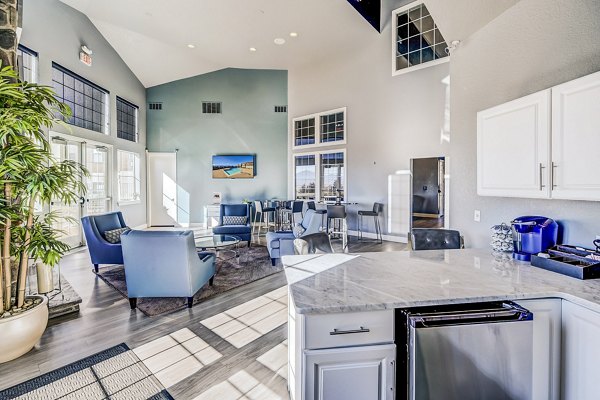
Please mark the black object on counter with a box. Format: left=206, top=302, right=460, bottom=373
left=531, top=245, right=600, bottom=280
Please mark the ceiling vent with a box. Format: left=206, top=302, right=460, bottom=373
left=274, top=105, right=288, bottom=113
left=202, top=101, right=222, bottom=114
left=149, top=102, right=163, bottom=110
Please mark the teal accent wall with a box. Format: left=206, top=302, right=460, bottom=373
left=146, top=68, right=288, bottom=224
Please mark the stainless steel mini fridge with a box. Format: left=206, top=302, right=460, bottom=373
left=397, top=301, right=533, bottom=400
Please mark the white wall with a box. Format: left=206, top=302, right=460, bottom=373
left=449, top=0, right=600, bottom=247
left=288, top=0, right=450, bottom=237
left=21, top=0, right=147, bottom=227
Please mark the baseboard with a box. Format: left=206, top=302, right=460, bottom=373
left=347, top=230, right=408, bottom=243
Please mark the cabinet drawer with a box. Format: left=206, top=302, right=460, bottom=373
left=305, top=310, right=393, bottom=349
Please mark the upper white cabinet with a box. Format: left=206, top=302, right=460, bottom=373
left=477, top=70, right=600, bottom=201
left=477, top=90, right=551, bottom=198
left=551, top=71, right=600, bottom=200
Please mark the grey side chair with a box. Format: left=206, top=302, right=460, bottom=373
left=358, top=202, right=384, bottom=244
left=411, top=228, right=464, bottom=250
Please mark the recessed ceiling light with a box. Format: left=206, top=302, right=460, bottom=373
left=249, top=47, right=257, bottom=52
left=289, top=32, right=298, bottom=37
left=187, top=44, right=195, bottom=49
left=274, top=38, right=286, bottom=45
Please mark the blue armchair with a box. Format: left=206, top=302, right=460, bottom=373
left=266, top=209, right=321, bottom=265
left=212, top=203, right=252, bottom=247
left=121, top=230, right=216, bottom=309
left=81, top=211, right=127, bottom=272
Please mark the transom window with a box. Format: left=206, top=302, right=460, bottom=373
left=294, top=117, right=315, bottom=146
left=117, top=150, right=141, bottom=205
left=17, top=45, right=38, bottom=83
left=294, top=151, right=346, bottom=202
left=116, top=97, right=139, bottom=142
left=52, top=63, right=109, bottom=134
left=293, top=107, right=346, bottom=149
left=392, top=2, right=448, bottom=75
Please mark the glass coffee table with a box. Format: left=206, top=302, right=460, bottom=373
left=194, top=234, right=240, bottom=263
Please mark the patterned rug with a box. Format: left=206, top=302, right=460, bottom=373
left=96, top=244, right=282, bottom=317
left=0, top=343, right=172, bottom=400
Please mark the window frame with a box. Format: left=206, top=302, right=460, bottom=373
left=51, top=62, right=110, bottom=134
left=292, top=107, right=347, bottom=150
left=391, top=1, right=449, bottom=76
left=116, top=96, right=139, bottom=143
left=116, top=150, right=141, bottom=206
left=292, top=149, right=347, bottom=202
left=17, top=44, right=38, bottom=83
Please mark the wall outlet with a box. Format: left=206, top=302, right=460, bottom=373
left=474, top=210, right=481, bottom=222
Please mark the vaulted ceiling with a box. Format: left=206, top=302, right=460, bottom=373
left=60, top=0, right=520, bottom=88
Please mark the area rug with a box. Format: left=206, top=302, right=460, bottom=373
left=96, top=244, right=282, bottom=317
left=0, top=343, right=172, bottom=400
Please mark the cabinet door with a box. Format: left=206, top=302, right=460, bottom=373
left=517, top=299, right=561, bottom=400
left=304, top=344, right=395, bottom=400
left=551, top=71, right=600, bottom=200
left=561, top=301, right=600, bottom=400
left=477, top=90, right=551, bottom=198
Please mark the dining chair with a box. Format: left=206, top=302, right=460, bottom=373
left=410, top=228, right=463, bottom=250
left=253, top=200, right=276, bottom=236
left=327, top=204, right=348, bottom=249
left=358, top=202, right=384, bottom=244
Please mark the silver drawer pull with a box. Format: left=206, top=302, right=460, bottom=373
left=329, top=327, right=370, bottom=335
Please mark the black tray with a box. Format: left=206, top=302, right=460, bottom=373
left=531, top=245, right=600, bottom=280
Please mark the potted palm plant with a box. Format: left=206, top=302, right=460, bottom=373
left=0, top=64, right=87, bottom=363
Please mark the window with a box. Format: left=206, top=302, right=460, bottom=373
left=52, top=63, right=109, bottom=134
left=17, top=45, right=38, bottom=83
left=117, top=150, right=141, bottom=204
left=320, top=152, right=345, bottom=202
left=294, top=117, right=316, bottom=146
left=293, top=150, right=346, bottom=202
left=293, top=107, right=346, bottom=149
left=392, top=2, right=448, bottom=75
left=116, top=97, right=138, bottom=142
left=295, top=155, right=316, bottom=200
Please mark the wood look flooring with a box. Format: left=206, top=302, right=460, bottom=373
left=0, top=233, right=406, bottom=399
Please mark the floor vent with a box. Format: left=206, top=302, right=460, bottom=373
left=274, top=105, right=288, bottom=113
left=202, top=102, right=222, bottom=114
left=148, top=102, right=163, bottom=110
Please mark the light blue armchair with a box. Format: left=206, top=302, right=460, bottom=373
left=266, top=209, right=321, bottom=265
left=121, top=230, right=216, bottom=309
left=81, top=211, right=127, bottom=272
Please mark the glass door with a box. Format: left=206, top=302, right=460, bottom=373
left=85, top=145, right=110, bottom=215
left=50, top=137, right=84, bottom=248
left=50, top=135, right=112, bottom=248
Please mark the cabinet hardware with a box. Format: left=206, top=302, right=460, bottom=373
left=329, top=327, right=370, bottom=335
left=539, top=164, right=546, bottom=190
left=551, top=162, right=558, bottom=189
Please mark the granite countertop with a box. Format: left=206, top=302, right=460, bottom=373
left=282, top=249, right=600, bottom=314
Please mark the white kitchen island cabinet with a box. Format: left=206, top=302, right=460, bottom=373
left=305, top=344, right=396, bottom=400
left=517, top=298, right=562, bottom=400
left=561, top=300, right=600, bottom=400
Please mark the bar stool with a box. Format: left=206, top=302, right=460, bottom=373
left=327, top=204, right=347, bottom=249
left=307, top=201, right=326, bottom=231
left=283, top=200, right=304, bottom=228
left=253, top=200, right=276, bottom=236
left=358, top=202, right=384, bottom=244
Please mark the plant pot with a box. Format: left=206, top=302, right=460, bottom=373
left=0, top=295, right=48, bottom=363
left=36, top=262, right=54, bottom=294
